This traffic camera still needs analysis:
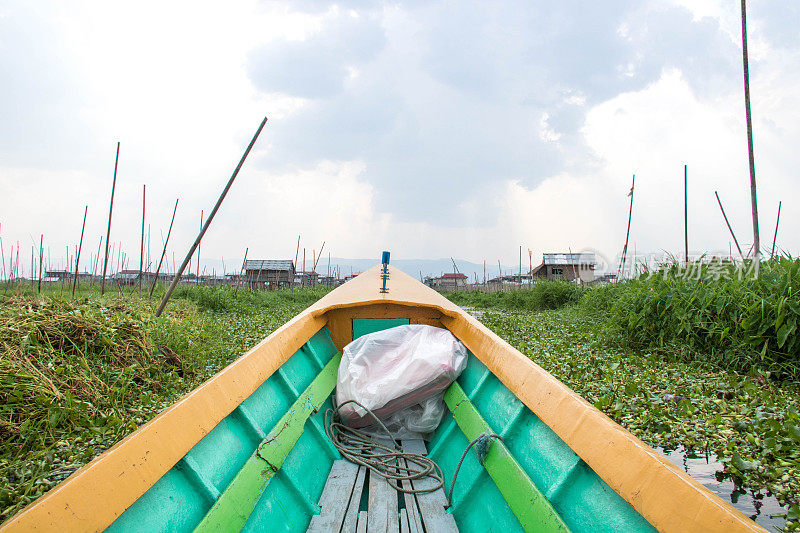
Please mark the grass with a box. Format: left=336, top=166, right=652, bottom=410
left=0, top=283, right=330, bottom=524
left=590, top=257, right=800, bottom=381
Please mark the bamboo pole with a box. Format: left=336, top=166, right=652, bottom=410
left=196, top=210, right=203, bottom=285
left=312, top=242, right=325, bottom=287
left=139, top=185, right=146, bottom=293
left=37, top=235, right=43, bottom=293
left=293, top=235, right=300, bottom=288
left=518, top=246, right=522, bottom=288
left=72, top=206, right=88, bottom=296
left=302, top=248, right=306, bottom=287
left=684, top=165, right=689, bottom=264
left=101, top=142, right=120, bottom=295
left=155, top=116, right=268, bottom=317
left=150, top=198, right=179, bottom=297
left=528, top=249, right=532, bottom=287
left=0, top=237, right=5, bottom=283
left=618, top=174, right=635, bottom=279
left=715, top=191, right=745, bottom=260
left=740, top=0, right=760, bottom=267
left=771, top=201, right=781, bottom=259
left=235, top=248, right=248, bottom=295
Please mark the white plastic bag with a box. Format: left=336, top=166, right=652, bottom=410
left=375, top=396, right=447, bottom=439
left=336, top=324, right=467, bottom=435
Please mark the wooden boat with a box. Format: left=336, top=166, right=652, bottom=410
left=2, top=265, right=763, bottom=533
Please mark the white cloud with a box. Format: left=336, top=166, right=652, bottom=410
left=0, top=0, right=798, bottom=277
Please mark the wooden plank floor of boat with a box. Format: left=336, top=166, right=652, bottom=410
left=307, top=439, right=458, bottom=533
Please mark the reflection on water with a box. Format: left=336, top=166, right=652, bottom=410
left=659, top=447, right=787, bottom=530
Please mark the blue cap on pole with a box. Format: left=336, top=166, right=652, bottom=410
left=381, top=251, right=390, bottom=266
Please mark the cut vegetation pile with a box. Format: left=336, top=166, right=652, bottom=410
left=0, top=297, right=156, bottom=449
left=0, top=286, right=327, bottom=524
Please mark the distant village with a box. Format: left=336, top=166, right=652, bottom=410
left=27, top=252, right=614, bottom=291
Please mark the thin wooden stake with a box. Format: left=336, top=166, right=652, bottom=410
left=72, top=205, right=88, bottom=296
left=101, top=142, right=120, bottom=295
left=771, top=201, right=781, bottom=259
left=155, top=117, right=268, bottom=317
left=150, top=198, right=179, bottom=297
left=715, top=191, right=744, bottom=260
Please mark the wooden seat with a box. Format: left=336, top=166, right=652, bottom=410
left=307, top=439, right=458, bottom=533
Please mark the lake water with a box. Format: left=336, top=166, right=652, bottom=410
left=659, top=447, right=787, bottom=530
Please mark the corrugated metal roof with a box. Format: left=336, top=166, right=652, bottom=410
left=442, top=273, right=467, bottom=279
left=244, top=260, right=294, bottom=271
left=542, top=253, right=596, bottom=265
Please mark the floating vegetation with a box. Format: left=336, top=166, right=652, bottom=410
left=479, top=307, right=800, bottom=531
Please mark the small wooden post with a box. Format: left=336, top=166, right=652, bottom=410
left=72, top=205, right=88, bottom=296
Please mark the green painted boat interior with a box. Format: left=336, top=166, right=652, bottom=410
left=106, top=319, right=656, bottom=532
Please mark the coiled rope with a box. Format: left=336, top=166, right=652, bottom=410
left=325, top=399, right=503, bottom=507
left=324, top=400, right=445, bottom=494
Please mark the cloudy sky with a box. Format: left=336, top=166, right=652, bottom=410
left=1, top=0, right=797, bottom=276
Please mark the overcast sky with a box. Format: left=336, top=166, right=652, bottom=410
left=1, top=0, right=797, bottom=276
